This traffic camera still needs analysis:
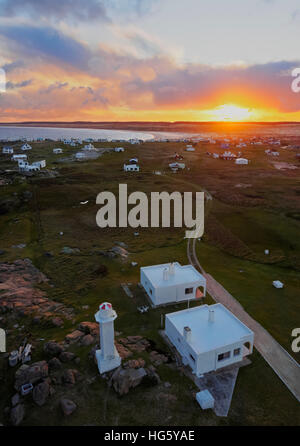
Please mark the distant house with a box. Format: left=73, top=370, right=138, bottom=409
left=2, top=146, right=13, bottom=154
left=32, top=160, right=46, bottom=169
left=213, top=153, right=219, bottom=159
left=235, top=158, right=249, bottom=165
left=165, top=303, right=254, bottom=377
left=115, top=147, right=125, bottom=153
left=75, top=152, right=86, bottom=160
left=18, top=161, right=40, bottom=172
left=11, top=154, right=27, bottom=162
left=124, top=163, right=139, bottom=172
left=140, top=262, right=206, bottom=307
left=53, top=148, right=63, bottom=154
left=220, top=151, right=236, bottom=160
left=186, top=145, right=195, bottom=152
left=169, top=162, right=185, bottom=170
left=21, top=143, right=32, bottom=151
left=83, top=143, right=95, bottom=151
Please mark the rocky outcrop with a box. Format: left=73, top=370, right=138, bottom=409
left=110, top=367, right=147, bottom=396
left=32, top=381, right=50, bottom=406
left=10, top=404, right=25, bottom=426
left=14, top=361, right=48, bottom=391
left=60, top=398, right=77, bottom=416
left=0, top=259, right=73, bottom=320
left=44, top=341, right=64, bottom=357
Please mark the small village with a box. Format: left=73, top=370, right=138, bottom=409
left=0, top=129, right=299, bottom=426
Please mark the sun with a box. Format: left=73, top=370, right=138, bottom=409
left=210, top=104, right=252, bottom=121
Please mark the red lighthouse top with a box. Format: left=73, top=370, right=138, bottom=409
left=99, top=302, right=112, bottom=311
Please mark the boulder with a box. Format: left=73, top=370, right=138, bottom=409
left=10, top=404, right=25, bottom=426
left=77, top=321, right=99, bottom=336
left=81, top=334, right=94, bottom=346
left=51, top=317, right=64, bottom=328
left=11, top=393, right=20, bottom=407
left=15, top=361, right=48, bottom=391
left=65, top=330, right=84, bottom=344
left=32, top=381, right=50, bottom=406
left=59, top=351, right=75, bottom=363
left=63, top=369, right=77, bottom=385
left=60, top=398, right=77, bottom=416
left=48, top=357, right=62, bottom=371
left=111, top=367, right=147, bottom=396
left=44, top=341, right=64, bottom=357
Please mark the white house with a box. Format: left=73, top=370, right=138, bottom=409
left=32, top=160, right=46, bottom=169
left=83, top=143, right=95, bottom=151
left=11, top=154, right=27, bottom=162
left=75, top=152, right=86, bottom=160
left=124, top=163, right=140, bottom=172
left=115, top=147, right=125, bottom=152
left=2, top=146, right=13, bottom=154
left=53, top=148, right=63, bottom=154
left=21, top=143, right=32, bottom=151
left=235, top=158, right=249, bottom=165
left=165, top=303, right=254, bottom=377
left=169, top=162, right=185, bottom=170
left=140, top=262, right=206, bottom=307
left=18, top=161, right=40, bottom=172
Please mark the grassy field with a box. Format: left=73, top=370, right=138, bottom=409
left=0, top=137, right=299, bottom=425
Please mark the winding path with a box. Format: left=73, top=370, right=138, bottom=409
left=187, top=238, right=300, bottom=402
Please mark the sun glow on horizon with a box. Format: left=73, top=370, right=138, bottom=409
left=209, top=104, right=253, bottom=121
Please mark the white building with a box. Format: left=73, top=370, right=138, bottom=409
left=169, top=162, right=185, bottom=170
left=124, top=163, right=140, bottom=172
left=235, top=158, right=249, bottom=165
left=115, top=147, right=125, bottom=152
left=94, top=302, right=121, bottom=374
left=53, top=148, right=63, bottom=154
left=21, top=143, right=32, bottom=151
left=83, top=143, right=95, bottom=151
left=2, top=146, right=13, bottom=154
left=18, top=161, right=40, bottom=172
left=11, top=154, right=27, bottom=162
left=165, top=303, right=254, bottom=377
left=75, top=152, right=86, bottom=160
left=140, top=262, right=206, bottom=307
left=32, top=160, right=46, bottom=169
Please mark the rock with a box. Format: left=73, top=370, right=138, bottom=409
left=63, top=369, right=76, bottom=385
left=60, top=398, right=77, bottom=416
left=32, top=381, right=50, bottom=406
left=51, top=317, right=64, bottom=328
left=44, top=341, right=64, bottom=357
left=48, top=357, right=62, bottom=371
left=145, top=367, right=161, bottom=385
left=65, top=330, right=84, bottom=344
left=149, top=351, right=168, bottom=366
left=60, top=247, right=80, bottom=255
left=0, top=250, right=6, bottom=256
left=115, top=343, right=133, bottom=359
left=74, top=357, right=80, bottom=365
left=10, top=404, right=25, bottom=426
left=59, top=352, right=75, bottom=363
left=164, top=382, right=171, bottom=388
left=77, top=321, right=99, bottom=336
left=14, top=361, right=48, bottom=391
left=111, top=367, right=147, bottom=396
left=81, top=334, right=94, bottom=346
left=11, top=393, right=20, bottom=407
left=126, top=359, right=145, bottom=369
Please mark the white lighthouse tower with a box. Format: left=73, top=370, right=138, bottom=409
left=94, top=302, right=121, bottom=374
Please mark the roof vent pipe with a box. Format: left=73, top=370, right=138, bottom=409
left=163, top=268, right=169, bottom=281
left=183, top=326, right=191, bottom=343
left=208, top=309, right=215, bottom=323
left=169, top=262, right=175, bottom=275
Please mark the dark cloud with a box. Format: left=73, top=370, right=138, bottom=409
left=0, top=24, right=92, bottom=69
left=6, top=79, right=33, bottom=89
left=1, top=60, right=25, bottom=73
left=0, top=0, right=109, bottom=23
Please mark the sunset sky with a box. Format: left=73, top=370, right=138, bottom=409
left=0, top=0, right=300, bottom=122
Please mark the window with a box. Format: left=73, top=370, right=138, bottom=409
left=185, top=287, right=193, bottom=295
left=189, top=353, right=195, bottom=362
left=234, top=348, right=241, bottom=357
left=149, top=288, right=152, bottom=295
left=218, top=351, right=230, bottom=362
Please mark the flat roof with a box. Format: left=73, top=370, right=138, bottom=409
left=141, top=262, right=205, bottom=288
left=166, top=303, right=253, bottom=354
